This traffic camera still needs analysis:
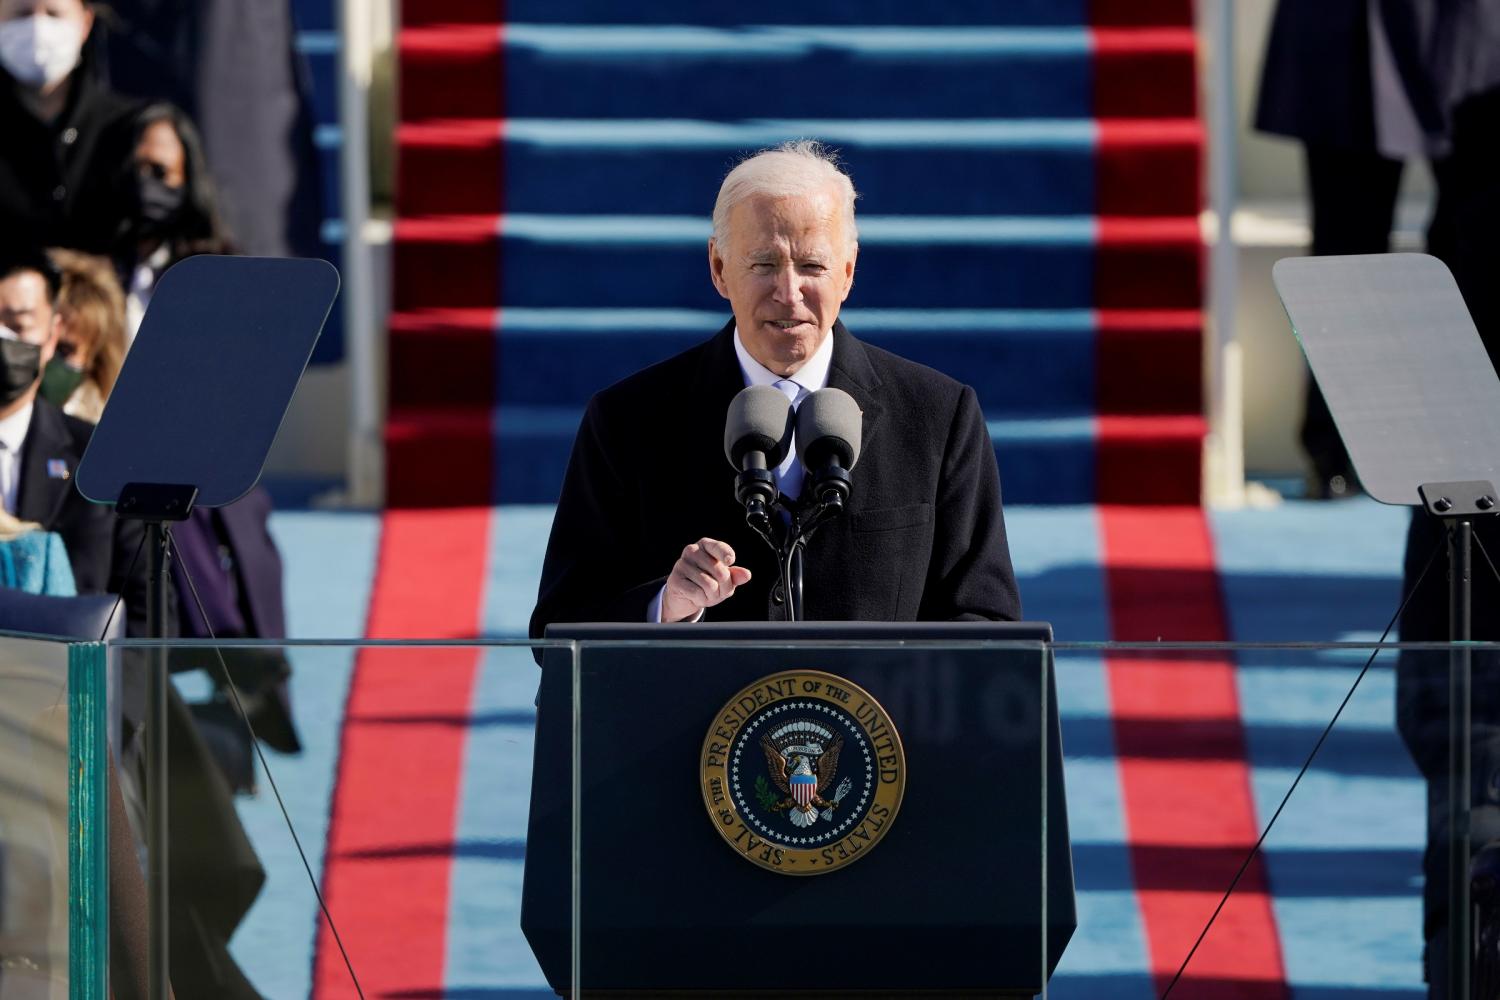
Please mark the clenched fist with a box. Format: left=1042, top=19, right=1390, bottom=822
left=660, top=538, right=752, bottom=623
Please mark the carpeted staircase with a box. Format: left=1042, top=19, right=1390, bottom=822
left=387, top=0, right=1204, bottom=509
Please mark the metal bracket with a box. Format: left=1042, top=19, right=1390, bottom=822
left=1418, top=481, right=1498, bottom=518
left=116, top=482, right=199, bottom=522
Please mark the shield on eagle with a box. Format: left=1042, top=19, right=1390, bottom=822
left=790, top=765, right=817, bottom=808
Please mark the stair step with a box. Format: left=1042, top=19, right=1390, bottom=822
left=401, top=1, right=1193, bottom=29
left=396, top=118, right=1201, bottom=218
left=390, top=214, right=1202, bottom=313
left=400, top=25, right=1196, bottom=121
left=384, top=405, right=1202, bottom=506
left=383, top=407, right=494, bottom=508
left=387, top=307, right=1201, bottom=417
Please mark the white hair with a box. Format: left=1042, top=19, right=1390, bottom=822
left=711, top=139, right=859, bottom=252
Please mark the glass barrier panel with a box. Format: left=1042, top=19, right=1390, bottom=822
left=102, top=639, right=573, bottom=1000
left=572, top=638, right=1052, bottom=998
left=0, top=631, right=103, bottom=1000
left=96, top=637, right=1500, bottom=999
left=1049, top=641, right=1500, bottom=1000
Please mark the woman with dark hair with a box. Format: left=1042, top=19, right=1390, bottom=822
left=114, top=101, right=235, bottom=339
left=0, top=0, right=139, bottom=257
left=114, top=103, right=300, bottom=1000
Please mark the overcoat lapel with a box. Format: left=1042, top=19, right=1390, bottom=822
left=826, top=320, right=884, bottom=460
left=16, top=401, right=78, bottom=531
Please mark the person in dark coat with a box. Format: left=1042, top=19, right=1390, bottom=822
left=531, top=141, right=1021, bottom=636
left=97, top=0, right=323, bottom=259
left=0, top=249, right=148, bottom=634
left=2, top=247, right=270, bottom=998
left=0, top=0, right=139, bottom=258
left=170, top=486, right=302, bottom=795
left=1359, top=3, right=1500, bottom=993
left=111, top=102, right=235, bottom=339
left=1254, top=0, right=1443, bottom=499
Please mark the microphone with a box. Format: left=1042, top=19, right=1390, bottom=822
left=795, top=388, right=862, bottom=510
left=723, top=385, right=794, bottom=532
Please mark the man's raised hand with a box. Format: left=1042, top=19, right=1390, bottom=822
left=661, top=538, right=751, bottom=622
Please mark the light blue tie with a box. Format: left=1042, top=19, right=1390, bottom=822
left=773, top=379, right=804, bottom=499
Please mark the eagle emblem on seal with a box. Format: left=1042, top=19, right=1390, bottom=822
left=760, top=719, right=854, bottom=828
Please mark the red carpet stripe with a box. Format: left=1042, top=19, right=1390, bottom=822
left=1100, top=507, right=1289, bottom=998
left=312, top=508, right=492, bottom=998
left=1097, top=119, right=1203, bottom=216
left=1091, top=27, right=1198, bottom=119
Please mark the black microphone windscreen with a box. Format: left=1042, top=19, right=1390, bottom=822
left=796, top=388, right=863, bottom=470
left=724, top=385, right=795, bottom=468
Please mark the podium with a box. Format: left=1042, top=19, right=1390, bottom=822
left=521, top=622, right=1075, bottom=997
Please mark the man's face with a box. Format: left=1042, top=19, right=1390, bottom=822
left=0, top=269, right=60, bottom=367
left=709, top=189, right=856, bottom=377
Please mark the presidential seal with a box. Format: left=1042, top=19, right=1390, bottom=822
left=699, top=670, right=906, bottom=875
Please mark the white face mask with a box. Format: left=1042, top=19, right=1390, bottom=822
left=0, top=14, right=85, bottom=89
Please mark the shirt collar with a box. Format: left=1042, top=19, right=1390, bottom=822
left=0, top=400, right=35, bottom=455
left=732, top=325, right=835, bottom=395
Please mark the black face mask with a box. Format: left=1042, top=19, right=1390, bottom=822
left=0, top=337, right=42, bottom=407
left=134, top=174, right=187, bottom=236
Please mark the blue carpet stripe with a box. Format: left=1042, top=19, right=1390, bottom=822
left=492, top=307, right=1098, bottom=332
left=227, top=512, right=383, bottom=999
left=294, top=30, right=338, bottom=55
left=491, top=414, right=1099, bottom=441
left=221, top=504, right=1436, bottom=993
left=989, top=416, right=1095, bottom=442
left=489, top=407, right=1099, bottom=504
left=488, top=311, right=1098, bottom=421
left=290, top=0, right=344, bottom=364
left=504, top=24, right=1092, bottom=55
left=446, top=649, right=549, bottom=990
left=502, top=1, right=1090, bottom=27
left=489, top=229, right=1102, bottom=312
left=495, top=136, right=1103, bottom=215
left=1207, top=501, right=1426, bottom=993
left=503, top=118, right=1098, bottom=149
left=1004, top=511, right=1152, bottom=983
left=496, top=213, right=1097, bottom=244
left=504, top=53, right=1095, bottom=121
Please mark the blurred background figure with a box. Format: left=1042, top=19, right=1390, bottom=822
left=0, top=507, right=72, bottom=594
left=113, top=101, right=234, bottom=339
left=1251, top=1, right=1500, bottom=994
left=98, top=0, right=323, bottom=259
left=170, top=484, right=301, bottom=797
left=42, top=246, right=124, bottom=420
left=1254, top=0, right=1439, bottom=500
left=0, top=0, right=139, bottom=257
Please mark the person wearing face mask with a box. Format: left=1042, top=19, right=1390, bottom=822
left=2, top=246, right=270, bottom=999
left=0, top=0, right=140, bottom=258
left=38, top=246, right=124, bottom=422
left=0, top=247, right=146, bottom=618
left=113, top=101, right=235, bottom=341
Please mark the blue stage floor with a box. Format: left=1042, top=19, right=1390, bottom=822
left=210, top=497, right=1425, bottom=998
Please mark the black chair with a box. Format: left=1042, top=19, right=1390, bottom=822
left=0, top=587, right=123, bottom=642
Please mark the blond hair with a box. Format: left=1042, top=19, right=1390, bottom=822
left=0, top=509, right=43, bottom=542
left=711, top=139, right=859, bottom=253
left=48, top=248, right=127, bottom=406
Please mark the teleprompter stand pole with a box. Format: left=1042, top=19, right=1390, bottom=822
left=117, top=482, right=198, bottom=1000
left=1419, top=481, right=1498, bottom=999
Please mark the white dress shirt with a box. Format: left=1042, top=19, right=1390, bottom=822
left=650, top=328, right=835, bottom=622
left=0, top=401, right=36, bottom=515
